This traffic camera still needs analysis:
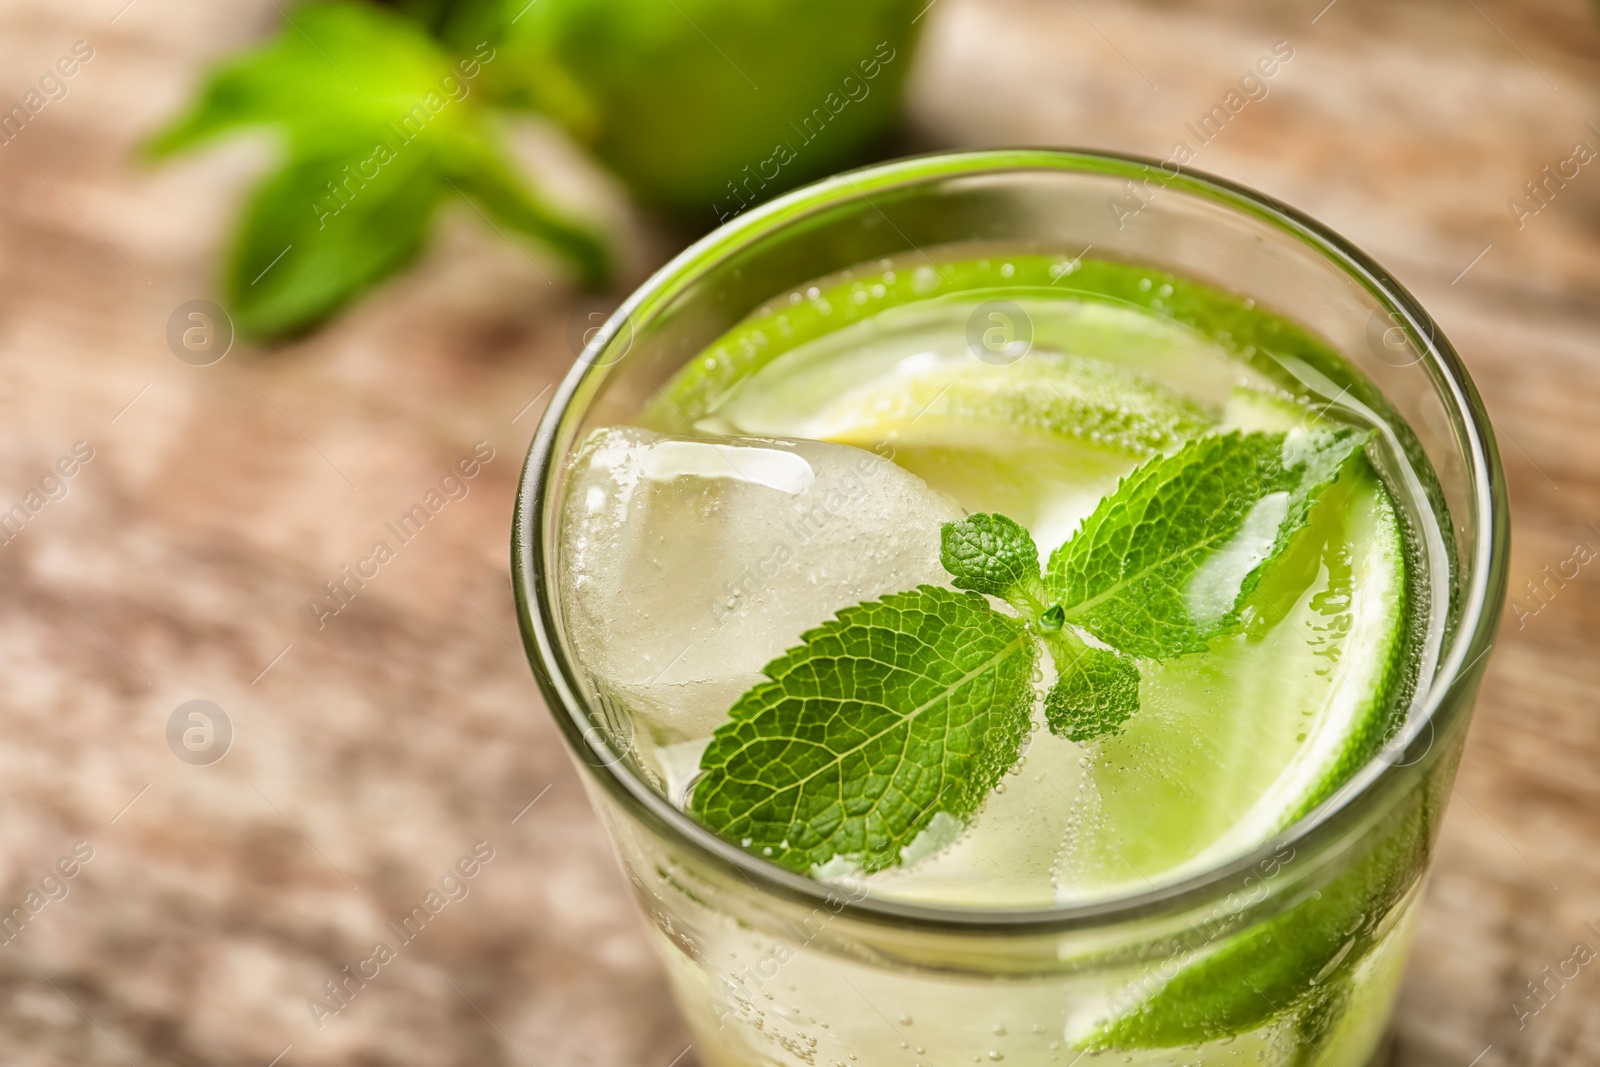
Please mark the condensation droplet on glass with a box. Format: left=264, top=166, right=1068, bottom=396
left=999, top=262, right=1015, bottom=278
left=1138, top=277, right=1153, bottom=292
left=899, top=1014, right=914, bottom=1026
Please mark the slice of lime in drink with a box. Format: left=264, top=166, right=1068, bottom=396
left=1064, top=386, right=1416, bottom=1050
left=698, top=297, right=1216, bottom=547
left=1078, top=785, right=1430, bottom=1053
left=1061, top=448, right=1407, bottom=893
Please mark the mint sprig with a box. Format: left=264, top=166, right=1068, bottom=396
left=939, top=509, right=1141, bottom=742
left=691, top=428, right=1372, bottom=875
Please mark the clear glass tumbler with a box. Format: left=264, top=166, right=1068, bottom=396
left=512, top=150, right=1508, bottom=1067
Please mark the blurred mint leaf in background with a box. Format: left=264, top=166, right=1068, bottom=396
left=147, top=0, right=926, bottom=341
left=146, top=2, right=608, bottom=339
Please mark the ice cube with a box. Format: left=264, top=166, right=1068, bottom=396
left=558, top=426, right=964, bottom=746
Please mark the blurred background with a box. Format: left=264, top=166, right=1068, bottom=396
left=0, top=0, right=1596, bottom=1063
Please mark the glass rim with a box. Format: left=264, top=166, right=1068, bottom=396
left=512, top=147, right=1508, bottom=936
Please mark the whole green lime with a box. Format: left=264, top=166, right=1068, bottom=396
left=489, top=0, right=923, bottom=218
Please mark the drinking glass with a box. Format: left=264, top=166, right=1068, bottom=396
left=512, top=149, right=1509, bottom=1067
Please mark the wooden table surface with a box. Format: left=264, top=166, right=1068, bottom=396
left=0, top=0, right=1595, bottom=1064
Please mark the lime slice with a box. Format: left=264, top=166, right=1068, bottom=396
left=1222, top=382, right=1327, bottom=433
left=1077, top=788, right=1429, bottom=1052
left=701, top=298, right=1215, bottom=547
left=1061, top=455, right=1407, bottom=895
left=647, top=255, right=1363, bottom=430
left=1064, top=387, right=1416, bottom=1051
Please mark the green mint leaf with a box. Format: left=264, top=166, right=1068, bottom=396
left=144, top=4, right=460, bottom=161
left=690, top=586, right=1037, bottom=875
left=225, top=151, right=443, bottom=338
left=1233, top=428, right=1375, bottom=609
left=443, top=142, right=610, bottom=287
left=1045, top=429, right=1369, bottom=659
left=1043, top=633, right=1139, bottom=742
left=145, top=2, right=608, bottom=338
left=940, top=513, right=1045, bottom=613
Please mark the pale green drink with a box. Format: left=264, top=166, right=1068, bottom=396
left=515, top=153, right=1504, bottom=1067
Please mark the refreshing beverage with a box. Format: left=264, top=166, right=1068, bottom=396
left=514, top=153, right=1506, bottom=1067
